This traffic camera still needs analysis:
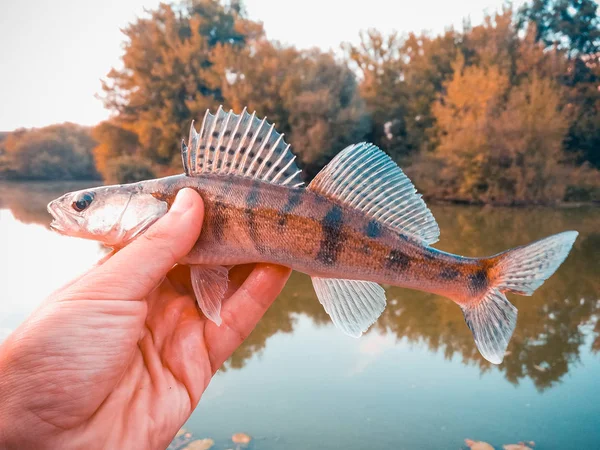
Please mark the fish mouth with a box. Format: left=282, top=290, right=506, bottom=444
left=47, top=201, right=77, bottom=234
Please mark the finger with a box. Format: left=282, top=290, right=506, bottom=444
left=227, top=264, right=257, bottom=293
left=67, top=188, right=204, bottom=300
left=205, top=263, right=291, bottom=371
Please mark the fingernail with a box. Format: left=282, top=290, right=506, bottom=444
left=171, top=188, right=194, bottom=214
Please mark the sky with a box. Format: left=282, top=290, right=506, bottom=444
left=0, top=0, right=525, bottom=131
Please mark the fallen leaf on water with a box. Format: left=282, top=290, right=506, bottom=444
left=465, top=438, right=494, bottom=450
left=176, top=428, right=187, bottom=437
left=232, top=433, right=252, bottom=444
left=184, top=439, right=214, bottom=450
left=503, top=444, right=532, bottom=450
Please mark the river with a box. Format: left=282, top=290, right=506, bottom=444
left=1, top=181, right=599, bottom=449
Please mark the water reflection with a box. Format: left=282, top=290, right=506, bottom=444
left=1, top=181, right=598, bottom=392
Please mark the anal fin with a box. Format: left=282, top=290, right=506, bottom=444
left=190, top=265, right=229, bottom=326
left=311, top=277, right=387, bottom=337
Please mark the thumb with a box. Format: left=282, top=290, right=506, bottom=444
left=68, top=188, right=204, bottom=300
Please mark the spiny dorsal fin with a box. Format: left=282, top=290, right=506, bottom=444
left=308, top=142, right=440, bottom=245
left=183, top=106, right=304, bottom=187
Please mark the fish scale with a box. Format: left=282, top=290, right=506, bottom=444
left=47, top=107, right=579, bottom=365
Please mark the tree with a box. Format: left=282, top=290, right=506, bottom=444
left=0, top=124, right=99, bottom=181
left=344, top=30, right=410, bottom=158
left=92, top=121, right=141, bottom=176
left=344, top=28, right=460, bottom=160
left=430, top=56, right=509, bottom=201
left=427, top=53, right=579, bottom=205
left=400, top=30, right=460, bottom=153
left=485, top=75, right=571, bottom=204
left=519, top=0, right=600, bottom=169
left=519, top=0, right=600, bottom=56
left=213, top=39, right=370, bottom=179
left=462, top=8, right=520, bottom=79
left=99, top=0, right=261, bottom=168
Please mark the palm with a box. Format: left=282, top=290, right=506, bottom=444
left=4, top=263, right=289, bottom=449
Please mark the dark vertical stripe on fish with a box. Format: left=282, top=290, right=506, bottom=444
left=278, top=188, right=303, bottom=227
left=245, top=181, right=266, bottom=254
left=211, top=200, right=227, bottom=243
left=316, top=205, right=345, bottom=265
left=211, top=177, right=234, bottom=243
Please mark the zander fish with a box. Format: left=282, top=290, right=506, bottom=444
left=47, top=107, right=578, bottom=364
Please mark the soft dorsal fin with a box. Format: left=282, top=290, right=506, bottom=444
left=182, top=106, right=304, bottom=187
left=308, top=142, right=440, bottom=245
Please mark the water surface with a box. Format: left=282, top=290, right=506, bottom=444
left=1, top=181, right=599, bottom=449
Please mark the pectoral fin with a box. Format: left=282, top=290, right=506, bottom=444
left=311, top=277, right=387, bottom=337
left=190, top=265, right=229, bottom=325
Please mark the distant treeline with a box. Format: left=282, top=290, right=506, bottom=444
left=3, top=0, right=600, bottom=205
left=0, top=124, right=100, bottom=181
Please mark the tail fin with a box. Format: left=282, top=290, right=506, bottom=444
left=462, top=231, right=578, bottom=364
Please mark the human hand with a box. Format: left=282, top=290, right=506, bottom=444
left=0, top=188, right=291, bottom=450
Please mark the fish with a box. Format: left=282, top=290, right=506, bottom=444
left=47, top=107, right=578, bottom=364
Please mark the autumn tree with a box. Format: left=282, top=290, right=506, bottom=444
left=485, top=75, right=571, bottom=203
left=400, top=30, right=459, bottom=153
left=343, top=30, right=408, bottom=157
left=213, top=39, right=369, bottom=179
left=98, top=0, right=262, bottom=174
left=344, top=28, right=459, bottom=160
left=429, top=56, right=509, bottom=201
left=0, top=124, right=99, bottom=181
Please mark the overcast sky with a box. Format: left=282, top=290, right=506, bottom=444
left=0, top=0, right=524, bottom=131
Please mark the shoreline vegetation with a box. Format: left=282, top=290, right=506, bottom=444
left=1, top=0, right=599, bottom=206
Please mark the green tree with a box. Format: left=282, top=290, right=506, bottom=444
left=519, top=0, right=600, bottom=169
left=519, top=0, right=600, bottom=56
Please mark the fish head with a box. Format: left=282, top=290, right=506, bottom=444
left=47, top=183, right=168, bottom=247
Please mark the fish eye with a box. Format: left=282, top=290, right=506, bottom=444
left=72, top=192, right=95, bottom=212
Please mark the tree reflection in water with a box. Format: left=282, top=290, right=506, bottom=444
left=2, top=181, right=598, bottom=391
